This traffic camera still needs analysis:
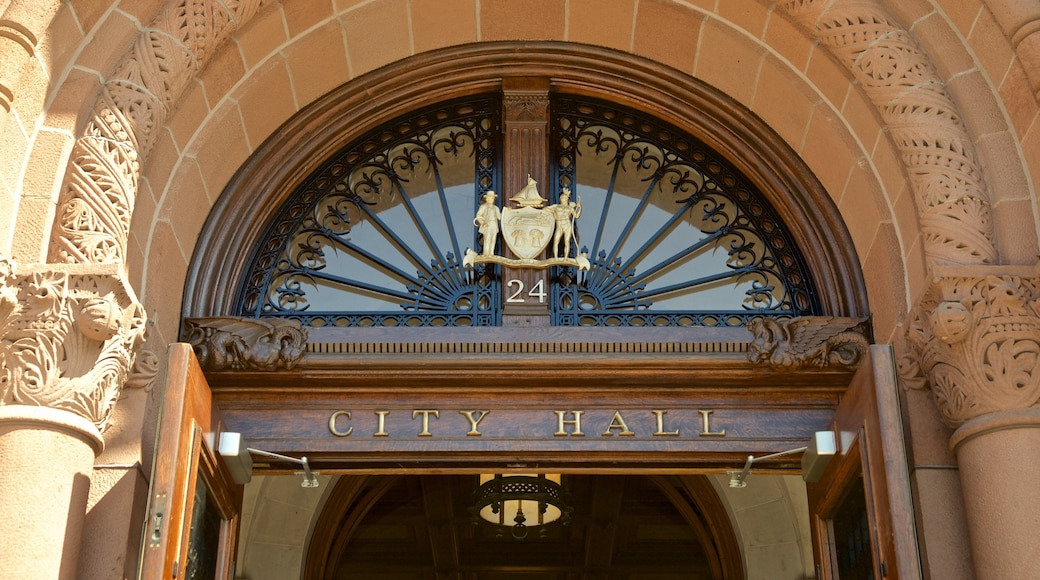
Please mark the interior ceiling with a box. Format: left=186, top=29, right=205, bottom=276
left=328, top=474, right=721, bottom=579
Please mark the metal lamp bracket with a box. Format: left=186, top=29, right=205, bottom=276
left=727, top=430, right=836, bottom=488
left=218, top=432, right=320, bottom=488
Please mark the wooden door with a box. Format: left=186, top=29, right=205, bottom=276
left=140, top=343, right=242, bottom=579
left=808, top=344, right=921, bottom=579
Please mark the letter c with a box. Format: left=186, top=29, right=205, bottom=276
left=328, top=411, right=353, bottom=437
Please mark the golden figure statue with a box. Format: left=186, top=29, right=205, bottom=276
left=463, top=177, right=589, bottom=271
left=473, top=191, right=501, bottom=256
left=548, top=188, right=582, bottom=259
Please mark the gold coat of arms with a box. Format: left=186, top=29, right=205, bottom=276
left=463, top=177, right=590, bottom=270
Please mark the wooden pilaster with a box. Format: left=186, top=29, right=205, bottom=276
left=501, top=77, right=551, bottom=324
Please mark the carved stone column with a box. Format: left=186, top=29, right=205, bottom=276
left=905, top=266, right=1040, bottom=579
left=0, top=259, right=145, bottom=580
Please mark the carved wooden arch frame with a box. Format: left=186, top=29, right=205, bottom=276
left=183, top=42, right=868, bottom=322
left=301, top=474, right=744, bottom=580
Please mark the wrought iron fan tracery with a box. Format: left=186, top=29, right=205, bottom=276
left=237, top=94, right=818, bottom=328
left=237, top=97, right=501, bottom=327
left=550, top=97, right=819, bottom=326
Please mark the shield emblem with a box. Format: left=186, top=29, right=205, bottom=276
left=501, top=206, right=554, bottom=260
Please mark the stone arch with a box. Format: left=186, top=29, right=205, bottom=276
left=122, top=1, right=909, bottom=341
left=42, top=0, right=994, bottom=278
left=781, top=0, right=997, bottom=266
left=3, top=0, right=1014, bottom=450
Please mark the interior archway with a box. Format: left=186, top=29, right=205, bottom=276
left=235, top=472, right=817, bottom=580
left=303, top=474, right=744, bottom=579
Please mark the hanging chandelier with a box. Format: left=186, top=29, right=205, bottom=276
left=471, top=474, right=572, bottom=539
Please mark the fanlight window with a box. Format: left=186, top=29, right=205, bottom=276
left=550, top=97, right=817, bottom=326
left=237, top=95, right=818, bottom=327
left=238, top=98, right=500, bottom=327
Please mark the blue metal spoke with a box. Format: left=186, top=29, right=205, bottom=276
left=296, top=268, right=445, bottom=308
left=595, top=177, right=659, bottom=282
left=322, top=232, right=455, bottom=303
left=384, top=160, right=448, bottom=270
left=588, top=143, right=622, bottom=262
left=629, top=267, right=754, bottom=303
left=591, top=198, right=710, bottom=295
left=603, top=231, right=729, bottom=300
left=386, top=170, right=468, bottom=291
left=430, top=160, right=462, bottom=265
left=353, top=198, right=437, bottom=279
left=589, top=171, right=664, bottom=289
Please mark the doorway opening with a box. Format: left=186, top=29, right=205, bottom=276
left=236, top=472, right=816, bottom=580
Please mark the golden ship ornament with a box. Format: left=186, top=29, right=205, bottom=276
left=463, top=176, right=590, bottom=270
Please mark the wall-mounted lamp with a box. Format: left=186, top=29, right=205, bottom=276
left=800, top=430, right=837, bottom=483
left=218, top=432, right=319, bottom=488
left=727, top=430, right=836, bottom=488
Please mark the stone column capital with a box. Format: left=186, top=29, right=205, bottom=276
left=903, top=266, right=1040, bottom=428
left=0, top=258, right=147, bottom=435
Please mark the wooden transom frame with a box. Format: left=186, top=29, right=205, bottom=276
left=204, top=324, right=854, bottom=474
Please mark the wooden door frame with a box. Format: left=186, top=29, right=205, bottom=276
left=807, top=345, right=922, bottom=579
left=181, top=40, right=871, bottom=474
left=173, top=39, right=891, bottom=580
left=140, top=344, right=242, bottom=580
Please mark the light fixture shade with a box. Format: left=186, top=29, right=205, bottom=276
left=217, top=431, right=253, bottom=485
left=472, top=474, right=570, bottom=539
left=802, top=430, right=837, bottom=483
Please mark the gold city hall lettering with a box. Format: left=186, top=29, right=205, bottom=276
left=459, top=410, right=489, bottom=436
left=554, top=411, right=585, bottom=436
left=326, top=409, right=725, bottom=438
left=652, top=410, right=680, bottom=436
left=602, top=411, right=635, bottom=436
left=698, top=409, right=726, bottom=437
left=374, top=410, right=390, bottom=437
left=412, top=410, right=440, bottom=436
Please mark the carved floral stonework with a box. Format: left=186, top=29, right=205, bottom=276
left=0, top=259, right=146, bottom=432
left=24, top=0, right=261, bottom=433
left=47, top=0, right=263, bottom=265
left=747, top=317, right=870, bottom=369
left=49, top=90, right=141, bottom=265
left=125, top=349, right=161, bottom=391
left=182, top=317, right=308, bottom=371
left=904, top=271, right=1040, bottom=427
left=779, top=0, right=997, bottom=267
